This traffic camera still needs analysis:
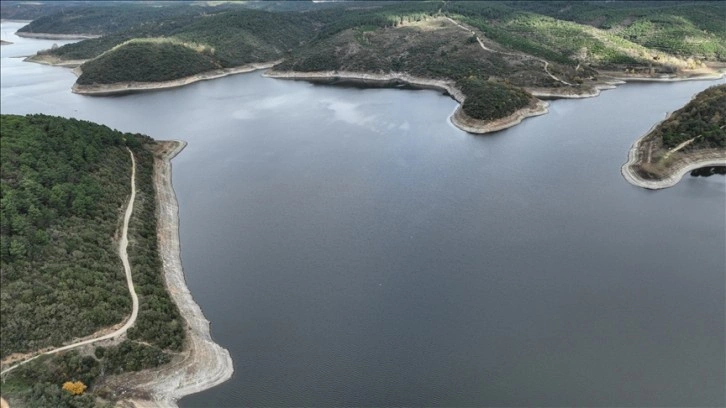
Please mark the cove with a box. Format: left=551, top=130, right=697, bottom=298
left=2, top=22, right=724, bottom=407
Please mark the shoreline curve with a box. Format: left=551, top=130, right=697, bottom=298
left=621, top=141, right=726, bottom=190
left=117, top=140, right=233, bottom=407
left=264, top=70, right=547, bottom=134
left=15, top=31, right=100, bottom=40
left=72, top=61, right=280, bottom=96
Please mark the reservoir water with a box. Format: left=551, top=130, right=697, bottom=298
left=2, top=22, right=724, bottom=407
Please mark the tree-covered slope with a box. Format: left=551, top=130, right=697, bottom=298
left=276, top=16, right=543, bottom=121
left=1, top=115, right=134, bottom=357
left=505, top=1, right=726, bottom=60
left=77, top=39, right=221, bottom=85
left=1, top=115, right=186, bottom=406
left=49, top=8, right=319, bottom=65
left=626, top=84, right=726, bottom=183
left=652, top=84, right=726, bottom=150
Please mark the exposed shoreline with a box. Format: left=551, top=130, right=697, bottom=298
left=264, top=70, right=548, bottom=134
left=601, top=70, right=725, bottom=83
left=15, top=31, right=100, bottom=40
left=72, top=61, right=280, bottom=96
left=25, top=54, right=87, bottom=68
left=621, top=109, right=726, bottom=189
left=27, top=48, right=724, bottom=133
left=114, top=140, right=233, bottom=407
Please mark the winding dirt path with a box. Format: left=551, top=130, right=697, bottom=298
left=0, top=148, right=139, bottom=377
left=444, top=17, right=573, bottom=86
left=105, top=141, right=232, bottom=407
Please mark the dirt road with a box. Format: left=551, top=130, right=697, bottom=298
left=0, top=147, right=139, bottom=376
left=444, top=17, right=573, bottom=86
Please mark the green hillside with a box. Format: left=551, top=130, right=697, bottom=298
left=77, top=40, right=221, bottom=85
left=504, top=1, right=726, bottom=60
left=15, top=3, right=229, bottom=36
left=628, top=84, right=726, bottom=181
left=50, top=9, right=319, bottom=64
left=653, top=84, right=726, bottom=150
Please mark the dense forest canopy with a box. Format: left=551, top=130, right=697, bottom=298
left=652, top=84, right=726, bottom=150
left=1, top=115, right=184, bottom=406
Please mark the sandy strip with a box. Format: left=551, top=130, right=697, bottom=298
left=265, top=70, right=546, bottom=134
left=603, top=71, right=724, bottom=83
left=115, top=140, right=233, bottom=407
left=526, top=81, right=623, bottom=99
left=72, top=61, right=280, bottom=96
left=24, top=54, right=87, bottom=68
left=15, top=32, right=100, bottom=40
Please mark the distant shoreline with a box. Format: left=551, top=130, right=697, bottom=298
left=15, top=31, right=100, bottom=40
left=264, top=70, right=548, bottom=134
left=621, top=118, right=726, bottom=190
left=71, top=61, right=281, bottom=96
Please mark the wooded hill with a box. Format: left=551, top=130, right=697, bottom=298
left=15, top=3, right=221, bottom=36
left=651, top=84, right=726, bottom=151
left=1, top=115, right=184, bottom=407
left=33, top=1, right=726, bottom=123
left=628, top=84, right=725, bottom=182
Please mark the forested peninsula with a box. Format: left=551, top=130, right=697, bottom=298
left=0, top=115, right=230, bottom=407
left=21, top=1, right=726, bottom=134
left=622, top=84, right=726, bottom=189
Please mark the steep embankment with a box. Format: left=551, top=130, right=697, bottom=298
left=622, top=84, right=726, bottom=189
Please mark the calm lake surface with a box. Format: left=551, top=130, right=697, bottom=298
left=2, top=22, right=724, bottom=407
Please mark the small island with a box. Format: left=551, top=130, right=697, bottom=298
left=622, top=84, right=726, bottom=189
